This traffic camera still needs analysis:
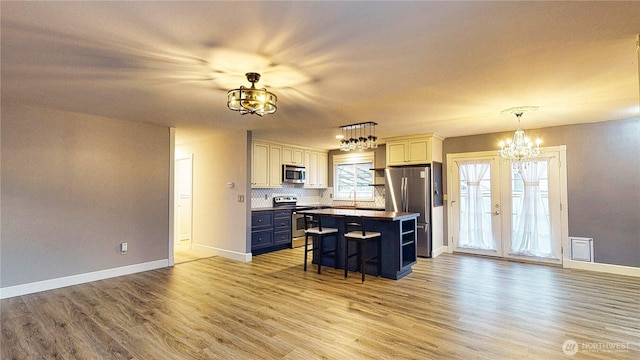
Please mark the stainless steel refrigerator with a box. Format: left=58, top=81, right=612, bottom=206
left=385, top=166, right=432, bottom=257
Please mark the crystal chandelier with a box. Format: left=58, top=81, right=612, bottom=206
left=498, top=107, right=542, bottom=164
left=337, top=122, right=378, bottom=151
left=227, top=73, right=277, bottom=116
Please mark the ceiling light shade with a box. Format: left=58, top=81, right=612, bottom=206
left=227, top=72, right=277, bottom=116
left=498, top=107, right=542, bottom=165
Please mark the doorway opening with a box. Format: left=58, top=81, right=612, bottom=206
left=174, top=154, right=196, bottom=264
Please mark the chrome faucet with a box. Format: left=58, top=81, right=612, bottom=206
left=349, top=189, right=357, bottom=207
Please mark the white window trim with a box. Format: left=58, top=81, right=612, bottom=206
left=333, top=152, right=375, bottom=201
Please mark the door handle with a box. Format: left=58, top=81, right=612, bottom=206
left=404, top=177, right=409, bottom=212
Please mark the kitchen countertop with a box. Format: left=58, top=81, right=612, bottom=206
left=251, top=204, right=327, bottom=212
left=297, top=208, right=419, bottom=221
left=252, top=204, right=385, bottom=212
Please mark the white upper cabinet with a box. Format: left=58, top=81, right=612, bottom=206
left=252, top=140, right=328, bottom=189
left=251, top=142, right=270, bottom=187
left=269, top=145, right=283, bottom=188
left=316, top=152, right=328, bottom=188
left=385, top=134, right=444, bottom=166
left=304, top=151, right=318, bottom=187
left=282, top=146, right=304, bottom=165
left=304, top=150, right=329, bottom=188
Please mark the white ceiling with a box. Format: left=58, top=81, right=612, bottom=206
left=2, top=1, right=639, bottom=149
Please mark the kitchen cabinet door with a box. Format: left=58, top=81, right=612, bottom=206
left=269, top=145, right=283, bottom=187
left=304, top=151, right=318, bottom=187
left=387, top=142, right=408, bottom=165
left=252, top=142, right=270, bottom=187
left=407, top=138, right=429, bottom=163
left=304, top=151, right=328, bottom=188
left=283, top=147, right=304, bottom=165
left=317, top=152, right=328, bottom=188
left=386, top=136, right=435, bottom=166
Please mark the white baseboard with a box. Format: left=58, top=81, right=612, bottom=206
left=432, top=245, right=447, bottom=258
left=563, top=259, right=640, bottom=277
left=0, top=259, right=169, bottom=299
left=192, top=243, right=252, bottom=262
left=442, top=245, right=639, bottom=278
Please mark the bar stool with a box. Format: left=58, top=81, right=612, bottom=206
left=344, top=216, right=382, bottom=283
left=303, top=214, right=339, bottom=274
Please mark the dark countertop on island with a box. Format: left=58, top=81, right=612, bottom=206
left=298, top=208, right=419, bottom=221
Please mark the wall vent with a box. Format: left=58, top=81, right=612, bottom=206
left=569, top=237, right=594, bottom=262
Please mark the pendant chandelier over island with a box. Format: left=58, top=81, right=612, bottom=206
left=337, top=121, right=378, bottom=151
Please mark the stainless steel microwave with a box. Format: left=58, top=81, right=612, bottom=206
left=283, top=164, right=306, bottom=184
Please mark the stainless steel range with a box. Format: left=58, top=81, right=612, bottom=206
left=272, top=195, right=317, bottom=248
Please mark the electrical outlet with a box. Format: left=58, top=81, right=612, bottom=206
left=264, top=194, right=268, bottom=200
left=120, top=242, right=128, bottom=253
left=238, top=195, right=245, bottom=203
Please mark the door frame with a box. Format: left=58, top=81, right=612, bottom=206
left=168, top=128, right=175, bottom=266
left=446, top=146, right=568, bottom=264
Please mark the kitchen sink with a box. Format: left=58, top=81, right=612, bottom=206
left=332, top=205, right=357, bottom=209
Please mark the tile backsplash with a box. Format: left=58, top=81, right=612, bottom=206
left=251, top=185, right=385, bottom=209
left=330, top=186, right=386, bottom=209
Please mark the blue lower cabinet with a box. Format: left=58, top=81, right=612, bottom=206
left=252, top=229, right=274, bottom=249
left=252, top=209, right=292, bottom=255
left=274, top=231, right=292, bottom=245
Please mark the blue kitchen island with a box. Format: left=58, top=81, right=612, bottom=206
left=298, top=208, right=420, bottom=280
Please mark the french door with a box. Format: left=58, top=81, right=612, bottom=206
left=448, top=147, right=567, bottom=264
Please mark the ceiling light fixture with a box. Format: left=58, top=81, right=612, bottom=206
left=498, top=106, right=542, bottom=166
left=227, top=72, right=277, bottom=116
left=338, top=122, right=377, bottom=151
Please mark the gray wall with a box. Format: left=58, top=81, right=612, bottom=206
left=1, top=104, right=170, bottom=287
left=443, top=118, right=640, bottom=267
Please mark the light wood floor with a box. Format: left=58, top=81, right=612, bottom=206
left=174, top=240, right=215, bottom=265
left=2, top=249, right=639, bottom=359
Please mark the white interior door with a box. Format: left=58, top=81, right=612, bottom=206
left=448, top=147, right=566, bottom=264
left=176, top=155, right=193, bottom=246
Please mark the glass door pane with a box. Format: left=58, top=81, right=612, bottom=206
left=458, top=162, right=493, bottom=249
left=504, top=158, right=561, bottom=263
left=451, top=157, right=502, bottom=256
